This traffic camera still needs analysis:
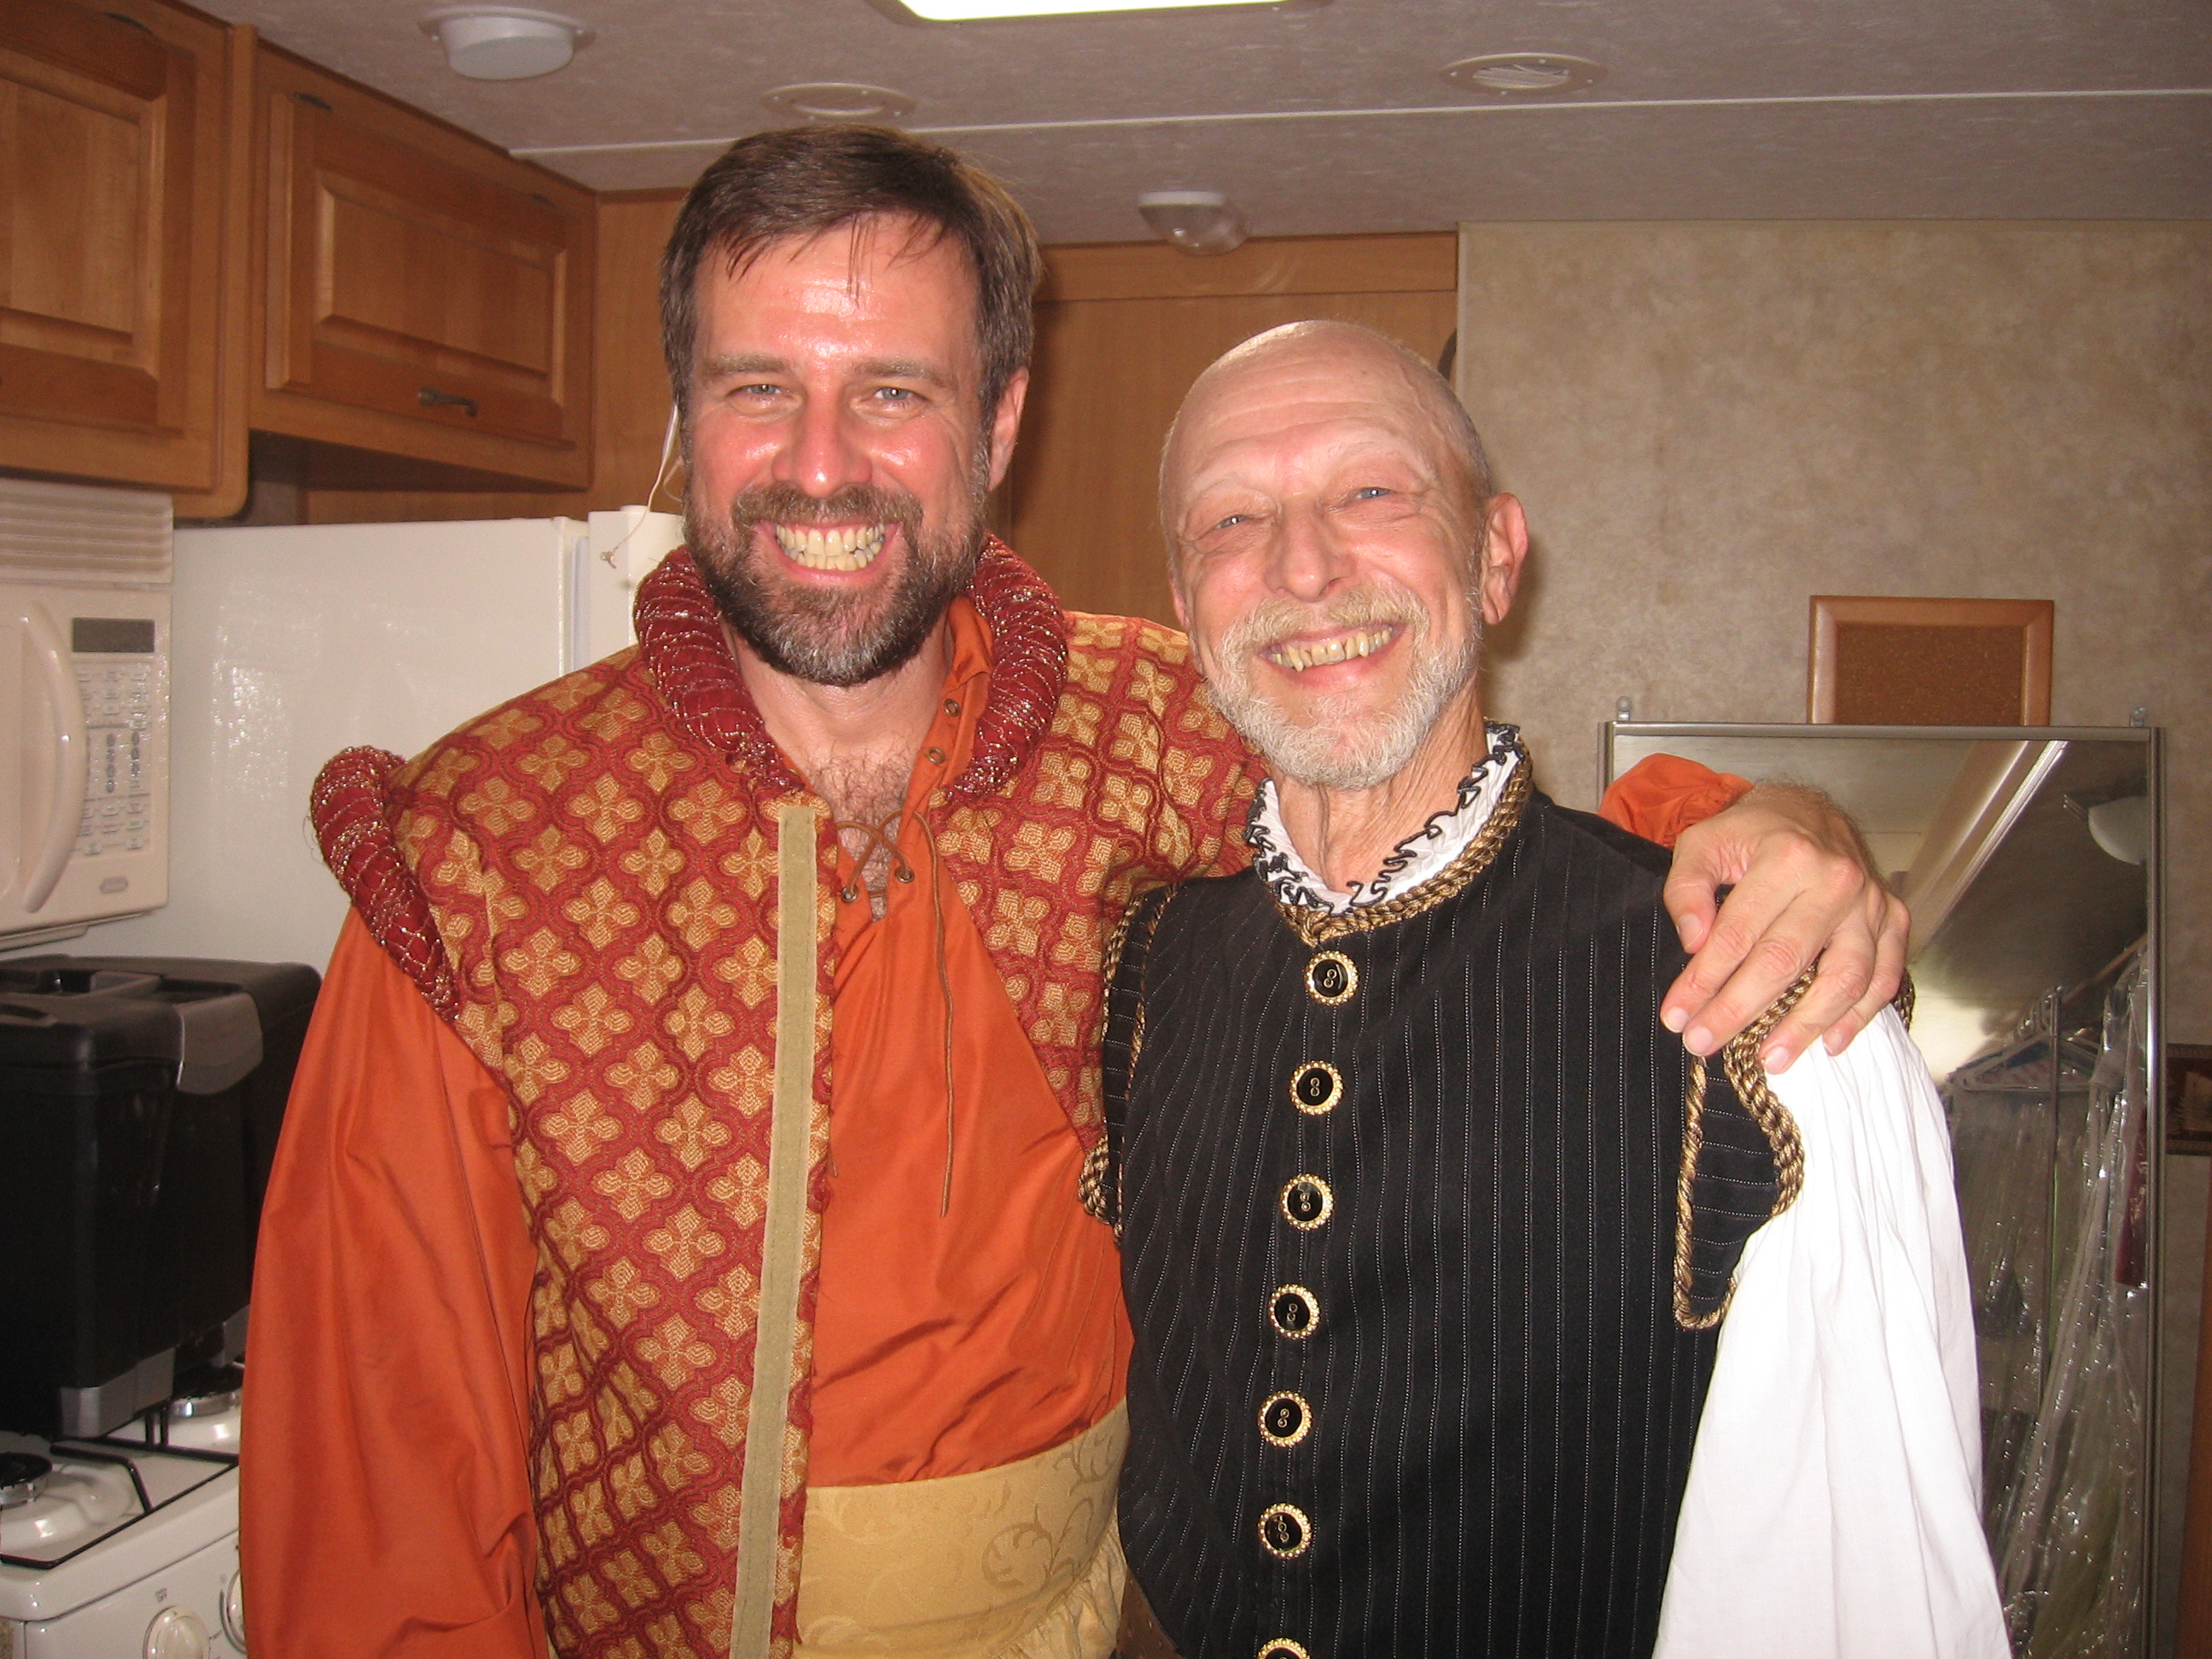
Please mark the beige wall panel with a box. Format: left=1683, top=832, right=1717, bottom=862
left=1011, top=280, right=1456, bottom=623
left=1455, top=220, right=2212, bottom=1038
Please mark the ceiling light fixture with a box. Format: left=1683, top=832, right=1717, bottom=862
left=761, top=83, right=917, bottom=123
left=419, top=6, right=592, bottom=80
left=1138, top=190, right=1248, bottom=255
left=1441, top=52, right=1605, bottom=96
left=868, top=0, right=1323, bottom=22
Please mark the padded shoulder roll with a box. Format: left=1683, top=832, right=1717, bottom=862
left=309, top=745, right=462, bottom=1020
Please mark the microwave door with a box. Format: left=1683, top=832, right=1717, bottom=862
left=4, top=596, right=90, bottom=914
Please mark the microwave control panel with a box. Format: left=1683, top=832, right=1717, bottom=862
left=73, top=637, right=157, bottom=859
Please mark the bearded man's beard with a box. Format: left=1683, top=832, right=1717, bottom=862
left=1202, top=579, right=1480, bottom=793
left=686, top=467, right=988, bottom=688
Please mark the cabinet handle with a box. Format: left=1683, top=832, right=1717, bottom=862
left=294, top=91, right=333, bottom=112
left=418, top=387, right=480, bottom=417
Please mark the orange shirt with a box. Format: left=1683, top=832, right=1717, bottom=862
left=1601, top=754, right=1753, bottom=848
left=808, top=597, right=1128, bottom=1483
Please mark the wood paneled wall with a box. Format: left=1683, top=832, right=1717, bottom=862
left=300, top=189, right=682, bottom=524
left=1008, top=234, right=1458, bottom=626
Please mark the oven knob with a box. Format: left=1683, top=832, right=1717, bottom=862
left=222, top=1569, right=248, bottom=1651
left=146, top=1606, right=211, bottom=1659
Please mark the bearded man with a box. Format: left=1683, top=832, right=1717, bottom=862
left=242, top=129, right=1904, bottom=1659
left=1103, top=321, right=2004, bottom=1659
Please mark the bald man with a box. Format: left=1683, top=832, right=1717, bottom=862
left=1098, top=323, right=2005, bottom=1659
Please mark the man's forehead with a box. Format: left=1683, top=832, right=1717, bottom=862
left=700, top=215, right=976, bottom=327
left=1173, top=351, right=1455, bottom=488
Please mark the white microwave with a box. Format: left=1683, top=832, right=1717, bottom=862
left=1, top=480, right=172, bottom=948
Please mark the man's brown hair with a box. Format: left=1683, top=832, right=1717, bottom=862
left=660, top=123, right=1042, bottom=427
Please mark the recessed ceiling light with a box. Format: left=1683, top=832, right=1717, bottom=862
left=1138, top=190, right=1249, bottom=255
left=762, top=83, right=917, bottom=123
left=1441, top=52, right=1606, bottom=96
left=419, top=6, right=592, bottom=80
left=869, top=0, right=1323, bottom=21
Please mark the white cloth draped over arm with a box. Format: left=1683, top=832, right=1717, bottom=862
left=1653, top=1009, right=2010, bottom=1659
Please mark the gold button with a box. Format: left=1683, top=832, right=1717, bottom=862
left=926, top=746, right=946, bottom=765
left=1257, top=1503, right=1312, bottom=1559
left=1280, top=1175, right=1332, bottom=1231
left=1258, top=1391, right=1310, bottom=1447
left=1288, top=1061, right=1342, bottom=1115
left=943, top=698, right=961, bottom=716
left=1305, top=951, right=1356, bottom=1006
left=1268, top=1284, right=1318, bottom=1340
left=1258, top=1643, right=1312, bottom=1659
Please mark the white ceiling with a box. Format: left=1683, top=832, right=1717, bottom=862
left=199, top=0, right=2212, bottom=238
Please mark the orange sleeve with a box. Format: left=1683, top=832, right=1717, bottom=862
left=242, top=912, right=544, bottom=1659
left=1598, top=754, right=1755, bottom=851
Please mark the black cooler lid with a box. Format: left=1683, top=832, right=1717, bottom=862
left=0, top=957, right=322, bottom=1090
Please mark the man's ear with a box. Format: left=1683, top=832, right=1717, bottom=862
left=1477, top=493, right=1529, bottom=627
left=986, top=368, right=1030, bottom=491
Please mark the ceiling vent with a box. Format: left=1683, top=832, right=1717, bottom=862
left=761, top=83, right=918, bottom=123
left=420, top=7, right=593, bottom=80
left=1441, top=52, right=1605, bottom=96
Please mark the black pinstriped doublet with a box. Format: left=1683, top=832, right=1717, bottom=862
left=1109, top=791, right=1773, bottom=1659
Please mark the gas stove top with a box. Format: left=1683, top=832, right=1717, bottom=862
left=0, top=1366, right=246, bottom=1643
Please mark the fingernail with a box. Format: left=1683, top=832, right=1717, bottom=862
left=1762, top=1043, right=1792, bottom=1071
left=1684, top=1026, right=1714, bottom=1056
left=1660, top=1004, right=1688, bottom=1033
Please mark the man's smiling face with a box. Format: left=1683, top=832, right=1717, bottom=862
left=1166, top=326, right=1516, bottom=791
left=681, top=213, right=1025, bottom=687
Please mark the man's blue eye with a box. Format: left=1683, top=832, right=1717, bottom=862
left=1353, top=486, right=1392, bottom=500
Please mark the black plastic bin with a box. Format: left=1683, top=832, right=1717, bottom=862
left=0, top=956, right=319, bottom=1436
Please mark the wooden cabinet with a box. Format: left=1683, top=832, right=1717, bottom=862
left=250, top=47, right=595, bottom=489
left=1008, top=235, right=1458, bottom=625
left=0, top=0, right=246, bottom=509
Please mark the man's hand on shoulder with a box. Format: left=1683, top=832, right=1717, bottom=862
left=1660, top=783, right=1908, bottom=1073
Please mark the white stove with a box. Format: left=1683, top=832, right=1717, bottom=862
left=0, top=1371, right=246, bottom=1658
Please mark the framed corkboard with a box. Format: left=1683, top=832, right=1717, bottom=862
left=1808, top=597, right=2053, bottom=725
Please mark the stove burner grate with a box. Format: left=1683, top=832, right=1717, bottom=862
left=0, top=1453, right=52, bottom=1510
left=0, top=1438, right=233, bottom=1571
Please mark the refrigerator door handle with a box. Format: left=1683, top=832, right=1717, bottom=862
left=14, top=598, right=87, bottom=912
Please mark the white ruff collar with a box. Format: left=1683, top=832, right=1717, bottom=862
left=1246, top=723, right=1522, bottom=914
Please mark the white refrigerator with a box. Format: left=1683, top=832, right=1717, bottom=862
left=63, top=507, right=683, bottom=973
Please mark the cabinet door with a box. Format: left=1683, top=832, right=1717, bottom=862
left=253, top=49, right=594, bottom=487
left=0, top=0, right=235, bottom=496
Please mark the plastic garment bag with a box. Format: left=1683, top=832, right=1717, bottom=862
left=1961, top=960, right=2151, bottom=1656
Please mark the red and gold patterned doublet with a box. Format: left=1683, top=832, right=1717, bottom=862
left=307, top=542, right=1258, bottom=1656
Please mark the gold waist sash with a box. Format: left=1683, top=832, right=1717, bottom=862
left=793, top=1403, right=1127, bottom=1659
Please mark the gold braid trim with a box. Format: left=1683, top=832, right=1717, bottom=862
left=1892, top=968, right=1917, bottom=1028
left=1672, top=966, right=1816, bottom=1331
left=1077, top=1138, right=1115, bottom=1228
left=1276, top=763, right=1534, bottom=947
left=1082, top=889, right=1172, bottom=1229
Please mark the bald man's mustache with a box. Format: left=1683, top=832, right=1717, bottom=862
left=1215, top=585, right=1430, bottom=668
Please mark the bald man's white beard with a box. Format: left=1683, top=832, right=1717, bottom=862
left=1202, top=582, right=1479, bottom=794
